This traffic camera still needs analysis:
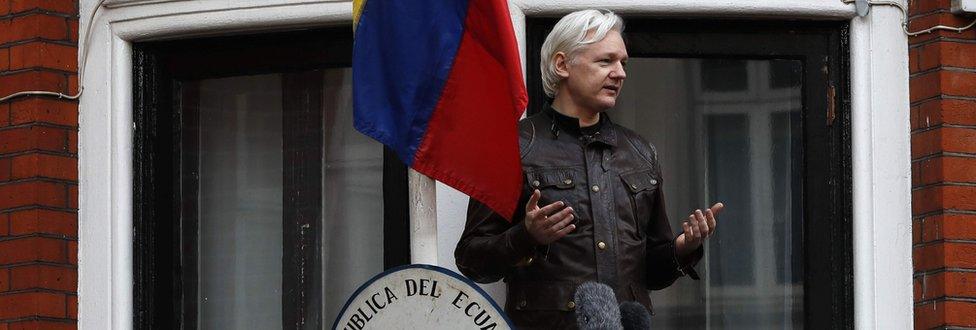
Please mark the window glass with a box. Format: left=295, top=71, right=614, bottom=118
left=613, top=58, right=804, bottom=329
left=186, top=68, right=384, bottom=329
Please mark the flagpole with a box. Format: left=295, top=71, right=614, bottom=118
left=408, top=168, right=438, bottom=265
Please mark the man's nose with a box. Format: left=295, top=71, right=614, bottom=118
left=610, top=63, right=626, bottom=80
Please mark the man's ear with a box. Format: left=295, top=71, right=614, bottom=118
left=554, top=52, right=570, bottom=79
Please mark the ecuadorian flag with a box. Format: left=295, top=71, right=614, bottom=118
left=353, top=0, right=528, bottom=220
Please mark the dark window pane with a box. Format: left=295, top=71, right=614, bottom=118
left=701, top=59, right=748, bottom=91
left=770, top=60, right=802, bottom=89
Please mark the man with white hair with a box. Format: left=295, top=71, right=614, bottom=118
left=455, top=9, right=723, bottom=329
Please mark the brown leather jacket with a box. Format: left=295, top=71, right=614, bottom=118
left=454, top=107, right=702, bottom=329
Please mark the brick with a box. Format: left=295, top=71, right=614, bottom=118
left=941, top=99, right=976, bottom=126
left=0, top=236, right=67, bottom=264
left=9, top=264, right=76, bottom=291
left=0, top=158, right=9, bottom=182
left=66, top=74, right=77, bottom=95
left=66, top=294, right=76, bottom=319
left=923, top=271, right=976, bottom=299
left=0, top=103, right=9, bottom=127
left=0, top=291, right=66, bottom=319
left=66, top=185, right=75, bottom=209
left=10, top=97, right=78, bottom=127
left=0, top=71, right=68, bottom=100
left=917, top=42, right=940, bottom=72
left=908, top=13, right=976, bottom=45
left=9, top=42, right=78, bottom=72
left=909, top=47, right=920, bottom=74
left=0, top=47, right=9, bottom=71
left=911, top=127, right=976, bottom=159
left=914, top=276, right=923, bottom=301
left=0, top=268, right=8, bottom=292
left=10, top=0, right=78, bottom=15
left=0, top=0, right=8, bottom=16
left=7, top=320, right=75, bottom=330
left=10, top=153, right=77, bottom=181
left=915, top=301, right=946, bottom=329
left=914, top=242, right=976, bottom=271
left=910, top=70, right=940, bottom=103
left=0, top=181, right=67, bottom=209
left=913, top=218, right=923, bottom=244
left=9, top=209, right=76, bottom=237
left=0, top=125, right=69, bottom=154
left=914, top=157, right=976, bottom=186
left=910, top=0, right=950, bottom=15
left=66, top=241, right=75, bottom=265
left=923, top=214, right=976, bottom=242
left=940, top=42, right=976, bottom=69
left=0, top=14, right=69, bottom=44
left=912, top=185, right=976, bottom=214
left=913, top=99, right=976, bottom=130
left=0, top=213, right=8, bottom=236
left=942, top=70, right=976, bottom=98
left=67, top=18, right=78, bottom=44
left=946, top=300, right=976, bottom=327
left=66, top=130, right=76, bottom=154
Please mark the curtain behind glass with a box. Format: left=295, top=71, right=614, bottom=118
left=190, top=68, right=385, bottom=330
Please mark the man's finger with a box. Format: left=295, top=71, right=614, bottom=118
left=538, top=200, right=567, bottom=218
left=548, top=212, right=575, bottom=233
left=695, top=209, right=709, bottom=237
left=526, top=189, right=542, bottom=212
left=544, top=206, right=573, bottom=228
left=709, top=202, right=725, bottom=216
left=553, top=223, right=576, bottom=238
left=705, top=208, right=717, bottom=232
left=685, top=216, right=697, bottom=239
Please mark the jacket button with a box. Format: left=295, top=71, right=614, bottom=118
left=591, top=185, right=600, bottom=192
left=631, top=184, right=639, bottom=190
left=563, top=179, right=573, bottom=185
left=567, top=301, right=576, bottom=309
left=526, top=257, right=534, bottom=265
left=519, top=300, right=527, bottom=308
left=532, top=180, right=540, bottom=187
left=597, top=241, right=607, bottom=250
left=650, top=179, right=658, bottom=185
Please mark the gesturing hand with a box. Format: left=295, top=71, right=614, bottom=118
left=675, top=202, right=725, bottom=256
left=523, top=189, right=576, bottom=245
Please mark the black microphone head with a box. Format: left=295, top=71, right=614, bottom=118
left=574, top=282, right=622, bottom=330
left=619, top=301, right=652, bottom=330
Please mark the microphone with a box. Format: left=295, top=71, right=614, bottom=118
left=619, top=301, right=652, bottom=330
left=574, top=282, right=623, bottom=330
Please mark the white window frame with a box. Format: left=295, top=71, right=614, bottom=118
left=78, top=0, right=912, bottom=328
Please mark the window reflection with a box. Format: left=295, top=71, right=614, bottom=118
left=613, top=58, right=804, bottom=329
left=186, top=68, right=384, bottom=329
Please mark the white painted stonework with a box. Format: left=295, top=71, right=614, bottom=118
left=77, top=0, right=912, bottom=328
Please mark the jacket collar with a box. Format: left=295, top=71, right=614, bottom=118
left=544, top=106, right=618, bottom=147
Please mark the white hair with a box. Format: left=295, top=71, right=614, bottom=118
left=540, top=9, right=625, bottom=98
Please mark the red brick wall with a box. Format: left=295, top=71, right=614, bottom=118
left=0, top=0, right=80, bottom=329
left=910, top=0, right=976, bottom=328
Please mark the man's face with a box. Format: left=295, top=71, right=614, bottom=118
left=559, top=30, right=628, bottom=112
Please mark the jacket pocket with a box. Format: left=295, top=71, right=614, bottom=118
left=507, top=281, right=579, bottom=312
left=619, top=168, right=659, bottom=238
left=525, top=167, right=583, bottom=217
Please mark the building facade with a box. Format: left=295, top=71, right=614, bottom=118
left=0, top=0, right=971, bottom=328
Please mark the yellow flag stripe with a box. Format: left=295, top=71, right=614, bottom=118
left=353, top=0, right=366, bottom=32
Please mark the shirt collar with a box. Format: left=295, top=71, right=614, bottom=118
left=544, top=106, right=617, bottom=147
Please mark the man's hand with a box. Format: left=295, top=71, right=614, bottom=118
left=675, top=202, right=724, bottom=257
left=524, top=189, right=576, bottom=245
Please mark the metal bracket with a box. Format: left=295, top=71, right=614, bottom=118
left=855, top=0, right=871, bottom=17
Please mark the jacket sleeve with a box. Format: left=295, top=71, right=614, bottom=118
left=454, top=192, right=537, bottom=283
left=643, top=145, right=704, bottom=290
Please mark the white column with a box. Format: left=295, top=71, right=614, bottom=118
left=850, top=2, right=914, bottom=329
left=409, top=169, right=438, bottom=264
